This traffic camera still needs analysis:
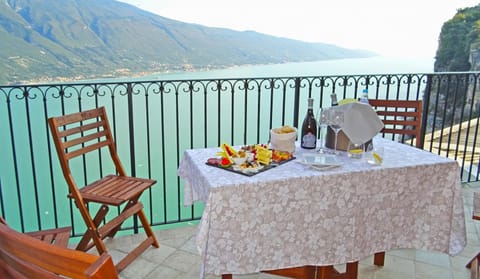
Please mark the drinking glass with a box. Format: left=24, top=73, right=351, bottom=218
left=316, top=107, right=329, bottom=153
left=366, top=143, right=384, bottom=165
left=328, top=109, right=344, bottom=154
left=347, top=141, right=364, bottom=159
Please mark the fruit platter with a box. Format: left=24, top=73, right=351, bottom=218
left=206, top=143, right=295, bottom=176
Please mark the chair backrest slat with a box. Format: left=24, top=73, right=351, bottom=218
left=58, top=120, right=106, bottom=138
left=65, top=141, right=111, bottom=160
left=376, top=110, right=419, bottom=118
left=54, top=108, right=104, bottom=126
left=62, top=129, right=109, bottom=149
left=382, top=119, right=419, bottom=127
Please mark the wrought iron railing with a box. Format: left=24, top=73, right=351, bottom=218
left=1, top=72, right=479, bottom=235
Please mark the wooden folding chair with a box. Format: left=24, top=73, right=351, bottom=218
left=48, top=106, right=159, bottom=272
left=369, top=99, right=423, bottom=148
left=0, top=217, right=118, bottom=279
left=368, top=99, right=423, bottom=267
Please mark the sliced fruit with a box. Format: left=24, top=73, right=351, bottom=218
left=221, top=143, right=238, bottom=157
left=255, top=144, right=272, bottom=165
left=220, top=157, right=232, bottom=167
left=373, top=152, right=383, bottom=164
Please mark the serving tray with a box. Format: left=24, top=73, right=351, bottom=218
left=206, top=156, right=296, bottom=177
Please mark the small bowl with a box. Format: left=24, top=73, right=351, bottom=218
left=231, top=156, right=247, bottom=165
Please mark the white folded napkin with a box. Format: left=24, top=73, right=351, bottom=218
left=333, top=103, right=384, bottom=145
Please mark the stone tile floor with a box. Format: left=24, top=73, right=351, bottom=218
left=104, top=182, right=480, bottom=279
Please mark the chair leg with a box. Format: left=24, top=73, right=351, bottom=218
left=262, top=265, right=316, bottom=278
left=467, top=252, right=480, bottom=269
left=76, top=205, right=109, bottom=253
left=114, top=207, right=159, bottom=272
left=108, top=198, right=140, bottom=238
left=108, top=198, right=159, bottom=248
left=138, top=208, right=159, bottom=248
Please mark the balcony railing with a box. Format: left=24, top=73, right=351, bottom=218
left=1, top=72, right=479, bottom=235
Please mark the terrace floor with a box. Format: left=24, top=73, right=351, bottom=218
left=103, top=181, right=480, bottom=279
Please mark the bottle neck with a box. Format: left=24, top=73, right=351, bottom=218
left=362, top=89, right=368, bottom=98
left=307, top=98, right=314, bottom=110
left=331, top=93, right=338, bottom=106
left=360, top=89, right=369, bottom=104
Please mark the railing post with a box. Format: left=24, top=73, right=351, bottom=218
left=0, top=177, right=4, bottom=219
left=293, top=78, right=301, bottom=128
left=126, top=83, right=139, bottom=234
left=421, top=75, right=433, bottom=150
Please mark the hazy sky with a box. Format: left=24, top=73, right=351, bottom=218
left=118, top=0, right=479, bottom=58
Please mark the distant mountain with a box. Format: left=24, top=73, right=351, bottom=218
left=0, top=0, right=376, bottom=85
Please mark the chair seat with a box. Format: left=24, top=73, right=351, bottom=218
left=1, top=216, right=71, bottom=248
left=26, top=226, right=71, bottom=247
left=72, top=175, right=156, bottom=206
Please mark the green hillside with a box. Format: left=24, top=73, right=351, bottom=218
left=435, top=4, right=480, bottom=71
left=0, top=0, right=375, bottom=85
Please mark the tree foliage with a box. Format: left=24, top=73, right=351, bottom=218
left=430, top=5, right=480, bottom=130
left=435, top=5, right=480, bottom=72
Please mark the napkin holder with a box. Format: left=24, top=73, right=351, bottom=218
left=325, top=128, right=372, bottom=151
left=325, top=128, right=350, bottom=151
left=324, top=103, right=383, bottom=151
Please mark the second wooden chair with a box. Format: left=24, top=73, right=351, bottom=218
left=369, top=99, right=423, bottom=148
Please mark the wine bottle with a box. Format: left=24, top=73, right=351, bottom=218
left=301, top=98, right=317, bottom=149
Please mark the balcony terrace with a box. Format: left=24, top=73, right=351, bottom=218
left=1, top=72, right=480, bottom=278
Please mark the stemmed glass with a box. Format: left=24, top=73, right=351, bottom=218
left=316, top=107, right=329, bottom=153
left=328, top=109, right=344, bottom=154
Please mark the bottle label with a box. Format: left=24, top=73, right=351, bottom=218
left=302, top=133, right=316, bottom=148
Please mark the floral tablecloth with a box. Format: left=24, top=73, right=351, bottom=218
left=177, top=137, right=466, bottom=278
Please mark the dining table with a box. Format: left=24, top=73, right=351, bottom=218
left=177, top=137, right=466, bottom=279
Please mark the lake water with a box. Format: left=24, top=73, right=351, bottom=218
left=139, top=55, right=435, bottom=80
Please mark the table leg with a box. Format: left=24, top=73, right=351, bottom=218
left=262, top=265, right=316, bottom=278
left=223, top=262, right=358, bottom=279
left=374, top=252, right=385, bottom=266
left=317, top=262, right=358, bottom=279
left=470, top=257, right=479, bottom=279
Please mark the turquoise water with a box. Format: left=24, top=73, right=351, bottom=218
left=127, top=55, right=435, bottom=81
left=163, top=56, right=433, bottom=78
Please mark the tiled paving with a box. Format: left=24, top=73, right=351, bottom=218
left=103, top=182, right=480, bottom=279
